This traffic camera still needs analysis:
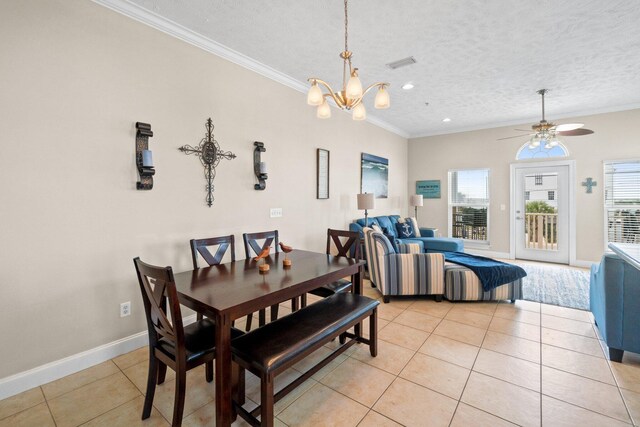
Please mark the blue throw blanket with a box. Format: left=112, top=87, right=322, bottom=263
left=442, top=251, right=527, bottom=292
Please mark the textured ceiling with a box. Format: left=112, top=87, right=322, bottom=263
left=126, top=0, right=640, bottom=137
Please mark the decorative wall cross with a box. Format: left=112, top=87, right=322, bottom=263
left=179, top=118, right=236, bottom=207
left=582, top=177, right=597, bottom=193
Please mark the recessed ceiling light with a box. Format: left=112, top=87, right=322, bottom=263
left=442, top=118, right=451, bottom=122
left=401, top=82, right=414, bottom=90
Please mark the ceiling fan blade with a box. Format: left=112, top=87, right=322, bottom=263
left=497, top=134, right=533, bottom=141
left=555, top=123, right=584, bottom=132
left=558, top=128, right=594, bottom=136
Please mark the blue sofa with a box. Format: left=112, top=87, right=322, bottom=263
left=590, top=253, right=640, bottom=362
left=350, top=215, right=464, bottom=253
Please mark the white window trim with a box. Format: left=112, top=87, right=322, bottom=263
left=603, top=158, right=640, bottom=251
left=448, top=168, right=491, bottom=248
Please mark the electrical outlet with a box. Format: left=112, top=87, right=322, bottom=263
left=270, top=208, right=283, bottom=218
left=120, top=301, right=131, bottom=317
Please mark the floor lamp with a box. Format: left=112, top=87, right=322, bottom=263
left=410, top=194, right=423, bottom=220
left=357, top=193, right=375, bottom=227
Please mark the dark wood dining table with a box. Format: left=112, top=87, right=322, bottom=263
left=173, top=249, right=364, bottom=426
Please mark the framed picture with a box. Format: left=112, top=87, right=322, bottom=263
left=416, top=180, right=441, bottom=198
left=317, top=149, right=329, bottom=199
left=361, top=153, right=388, bottom=198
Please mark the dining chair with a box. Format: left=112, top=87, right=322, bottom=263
left=242, top=230, right=301, bottom=325
left=309, top=229, right=361, bottom=299
left=242, top=230, right=280, bottom=259
left=133, top=257, right=243, bottom=426
left=190, top=235, right=255, bottom=331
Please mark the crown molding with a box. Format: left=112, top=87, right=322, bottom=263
left=409, top=103, right=640, bottom=140
left=92, top=0, right=409, bottom=139
left=364, top=114, right=410, bottom=138
left=92, top=0, right=306, bottom=92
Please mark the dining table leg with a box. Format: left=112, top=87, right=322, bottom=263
left=215, top=313, right=232, bottom=427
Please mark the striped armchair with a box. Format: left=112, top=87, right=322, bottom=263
left=363, top=228, right=445, bottom=303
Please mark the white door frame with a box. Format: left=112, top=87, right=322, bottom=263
left=510, top=160, right=577, bottom=265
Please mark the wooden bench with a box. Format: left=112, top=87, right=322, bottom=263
left=231, top=292, right=379, bottom=427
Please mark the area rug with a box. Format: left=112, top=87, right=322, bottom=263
left=519, top=263, right=591, bottom=310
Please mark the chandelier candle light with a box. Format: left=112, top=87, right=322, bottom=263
left=306, top=0, right=390, bottom=120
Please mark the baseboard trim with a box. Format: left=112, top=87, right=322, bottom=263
left=466, top=248, right=511, bottom=259
left=572, top=259, right=595, bottom=269
left=0, top=314, right=196, bottom=401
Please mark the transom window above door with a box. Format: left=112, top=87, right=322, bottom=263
left=516, top=142, right=568, bottom=160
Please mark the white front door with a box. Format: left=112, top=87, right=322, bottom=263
left=514, top=164, right=570, bottom=263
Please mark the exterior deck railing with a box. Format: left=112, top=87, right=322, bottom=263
left=525, top=213, right=557, bottom=250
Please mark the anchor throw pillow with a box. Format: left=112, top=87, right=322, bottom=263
left=395, top=221, right=417, bottom=239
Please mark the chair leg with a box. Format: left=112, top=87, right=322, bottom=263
left=196, top=312, right=203, bottom=321
left=245, top=314, right=253, bottom=331
left=205, top=361, right=213, bottom=383
left=435, top=295, right=443, bottom=302
left=609, top=348, right=624, bottom=363
left=142, top=354, right=158, bottom=420
left=270, top=304, right=279, bottom=322
left=232, top=364, right=245, bottom=406
left=157, top=361, right=167, bottom=385
left=370, top=308, right=378, bottom=357
left=291, top=297, right=299, bottom=312
left=172, top=367, right=187, bottom=427
left=354, top=320, right=362, bottom=338
left=339, top=333, right=346, bottom=344
left=300, top=293, right=307, bottom=308
left=261, top=373, right=275, bottom=427
left=383, top=296, right=390, bottom=303
left=259, top=309, right=267, bottom=327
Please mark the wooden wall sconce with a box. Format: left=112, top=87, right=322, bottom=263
left=254, top=141, right=267, bottom=190
left=135, top=122, right=155, bottom=190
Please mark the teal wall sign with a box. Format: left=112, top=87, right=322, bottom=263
left=416, top=180, right=441, bottom=199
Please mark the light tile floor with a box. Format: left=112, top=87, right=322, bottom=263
left=2, top=281, right=640, bottom=426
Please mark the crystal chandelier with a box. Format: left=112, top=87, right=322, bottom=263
left=306, top=0, right=390, bottom=120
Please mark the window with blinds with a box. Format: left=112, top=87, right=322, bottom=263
left=449, top=169, right=490, bottom=243
left=604, top=160, right=640, bottom=245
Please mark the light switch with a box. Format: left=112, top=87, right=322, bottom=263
left=500, top=204, right=506, bottom=211
left=270, top=208, right=283, bottom=218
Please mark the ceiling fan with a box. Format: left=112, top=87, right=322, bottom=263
left=498, top=89, right=594, bottom=149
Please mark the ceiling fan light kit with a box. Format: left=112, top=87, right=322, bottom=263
left=499, top=89, right=594, bottom=149
left=306, top=0, right=390, bottom=120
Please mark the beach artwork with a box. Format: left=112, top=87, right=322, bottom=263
left=361, top=153, right=389, bottom=198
